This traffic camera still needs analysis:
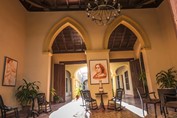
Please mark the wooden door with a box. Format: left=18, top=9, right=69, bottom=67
left=130, top=59, right=143, bottom=98
left=54, top=63, right=65, bottom=102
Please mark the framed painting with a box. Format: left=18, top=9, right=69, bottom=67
left=2, top=56, right=18, bottom=87
left=89, top=59, right=109, bottom=84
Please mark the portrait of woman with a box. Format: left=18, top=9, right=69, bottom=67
left=90, top=60, right=109, bottom=84
left=3, top=57, right=18, bottom=86
left=93, top=63, right=107, bottom=79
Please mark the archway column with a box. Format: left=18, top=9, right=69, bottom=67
left=111, top=74, right=117, bottom=96
left=141, top=48, right=153, bottom=92
left=70, top=75, right=76, bottom=99
left=42, top=52, right=52, bottom=101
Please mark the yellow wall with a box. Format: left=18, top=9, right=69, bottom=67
left=142, top=0, right=177, bottom=93
left=53, top=53, right=86, bottom=63
left=0, top=0, right=26, bottom=106
left=110, top=51, right=135, bottom=59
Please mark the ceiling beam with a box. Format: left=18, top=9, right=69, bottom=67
left=126, top=33, right=132, bottom=48
left=66, top=0, right=69, bottom=8
left=111, top=29, right=118, bottom=49
left=61, top=31, right=68, bottom=51
left=54, top=37, right=60, bottom=51
left=119, top=27, right=127, bottom=48
left=70, top=29, right=76, bottom=51
left=25, top=0, right=46, bottom=8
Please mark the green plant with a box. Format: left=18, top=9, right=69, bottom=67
left=75, top=88, right=81, bottom=96
left=156, top=67, right=177, bottom=88
left=50, top=88, right=57, bottom=97
left=75, top=84, right=82, bottom=97
left=50, top=88, right=63, bottom=103
left=15, top=79, right=40, bottom=106
left=139, top=71, right=149, bottom=93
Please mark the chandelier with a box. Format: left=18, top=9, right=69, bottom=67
left=86, top=0, right=121, bottom=25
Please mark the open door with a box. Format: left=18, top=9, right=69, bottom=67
left=54, top=63, right=65, bottom=102
left=130, top=59, right=143, bottom=98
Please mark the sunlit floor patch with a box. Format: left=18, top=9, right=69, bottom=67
left=121, top=101, right=147, bottom=117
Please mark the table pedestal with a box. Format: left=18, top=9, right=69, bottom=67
left=95, top=92, right=108, bottom=110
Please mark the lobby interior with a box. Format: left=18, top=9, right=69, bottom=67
left=0, top=0, right=177, bottom=117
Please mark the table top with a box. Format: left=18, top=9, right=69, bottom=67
left=95, top=92, right=108, bottom=95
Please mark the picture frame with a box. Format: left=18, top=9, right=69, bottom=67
left=89, top=59, right=109, bottom=84
left=2, top=56, right=18, bottom=87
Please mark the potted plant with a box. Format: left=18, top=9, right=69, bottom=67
left=50, top=88, right=63, bottom=103
left=156, top=67, right=177, bottom=110
left=156, top=67, right=177, bottom=89
left=139, top=71, right=149, bottom=94
left=15, top=79, right=40, bottom=108
left=75, top=85, right=82, bottom=100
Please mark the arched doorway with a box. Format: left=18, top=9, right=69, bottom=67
left=76, top=66, right=88, bottom=90
left=65, top=70, right=72, bottom=101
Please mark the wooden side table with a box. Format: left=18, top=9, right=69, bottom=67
left=95, top=92, right=108, bottom=110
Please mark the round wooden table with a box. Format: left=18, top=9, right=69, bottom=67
left=95, top=92, right=108, bottom=110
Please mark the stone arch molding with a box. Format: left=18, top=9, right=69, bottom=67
left=104, top=15, right=151, bottom=49
left=66, top=70, right=71, bottom=78
left=43, top=17, right=91, bottom=53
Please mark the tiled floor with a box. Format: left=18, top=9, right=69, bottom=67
left=122, top=95, right=177, bottom=118
left=6, top=95, right=177, bottom=118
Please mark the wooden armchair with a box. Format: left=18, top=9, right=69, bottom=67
left=107, top=88, right=123, bottom=111
left=36, top=93, right=52, bottom=113
left=158, top=88, right=176, bottom=117
left=82, top=90, right=98, bottom=110
left=0, top=95, right=19, bottom=118
left=136, top=88, right=161, bottom=118
left=163, top=94, right=177, bottom=117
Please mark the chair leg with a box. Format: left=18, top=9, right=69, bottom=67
left=1, top=109, right=4, bottom=118
left=4, top=111, right=6, bottom=118
left=146, top=103, right=148, bottom=114
left=163, top=107, right=167, bottom=118
left=160, top=104, right=162, bottom=114
left=114, top=101, right=116, bottom=110
left=166, top=107, right=168, bottom=114
left=154, top=104, right=157, bottom=118
left=142, top=103, right=145, bottom=116
left=14, top=108, right=19, bottom=118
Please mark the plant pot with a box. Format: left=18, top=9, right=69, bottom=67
left=76, top=95, right=80, bottom=100
left=158, top=88, right=176, bottom=104
left=22, top=105, right=31, bottom=113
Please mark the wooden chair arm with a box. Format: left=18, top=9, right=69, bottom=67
left=140, top=93, right=147, bottom=98
left=149, top=92, right=155, bottom=94
left=148, top=92, right=157, bottom=99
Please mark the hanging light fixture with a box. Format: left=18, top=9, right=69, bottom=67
left=86, top=0, right=121, bottom=25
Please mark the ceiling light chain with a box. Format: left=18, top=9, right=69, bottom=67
left=86, top=0, right=121, bottom=25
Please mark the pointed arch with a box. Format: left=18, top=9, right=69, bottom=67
left=43, top=17, right=91, bottom=53
left=104, top=15, right=151, bottom=50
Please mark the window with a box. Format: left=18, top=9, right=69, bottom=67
left=66, top=78, right=68, bottom=92
left=116, top=76, right=120, bottom=89
left=124, top=71, right=130, bottom=90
